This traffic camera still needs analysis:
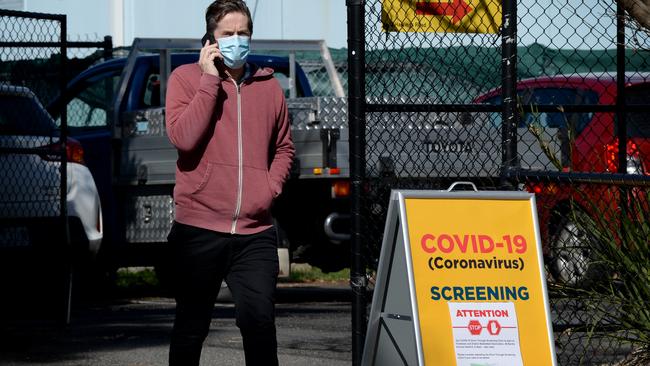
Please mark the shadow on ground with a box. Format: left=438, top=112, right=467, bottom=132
left=0, top=272, right=351, bottom=364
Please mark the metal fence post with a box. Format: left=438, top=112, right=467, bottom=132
left=347, top=1, right=366, bottom=365
left=103, top=35, right=114, bottom=60
left=615, top=3, right=630, bottom=238
left=59, top=13, right=72, bottom=325
left=501, top=0, right=518, bottom=189
left=616, top=4, right=627, bottom=175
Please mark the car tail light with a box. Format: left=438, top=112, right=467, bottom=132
left=605, top=142, right=618, bottom=172
left=604, top=140, right=642, bottom=174
left=525, top=182, right=543, bottom=194
left=524, top=182, right=558, bottom=195
left=332, top=180, right=351, bottom=198
left=40, top=137, right=85, bottom=164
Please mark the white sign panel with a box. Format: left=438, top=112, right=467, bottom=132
left=448, top=302, right=523, bottom=366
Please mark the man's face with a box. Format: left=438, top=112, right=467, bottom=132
left=212, top=11, right=251, bottom=40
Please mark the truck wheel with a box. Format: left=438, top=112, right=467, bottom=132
left=548, top=213, right=602, bottom=287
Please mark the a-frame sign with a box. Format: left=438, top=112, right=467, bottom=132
left=362, top=189, right=556, bottom=366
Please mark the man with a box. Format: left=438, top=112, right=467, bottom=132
left=164, top=1, right=294, bottom=365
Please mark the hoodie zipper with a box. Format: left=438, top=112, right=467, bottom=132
left=230, top=80, right=243, bottom=234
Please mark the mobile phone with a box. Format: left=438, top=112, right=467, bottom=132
left=201, top=33, right=225, bottom=71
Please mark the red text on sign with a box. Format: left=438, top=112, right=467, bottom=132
left=420, top=234, right=527, bottom=254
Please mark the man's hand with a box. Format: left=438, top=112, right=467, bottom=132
left=199, top=39, right=223, bottom=77
left=199, top=39, right=234, bottom=80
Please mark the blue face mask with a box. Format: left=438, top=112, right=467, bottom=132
left=218, top=35, right=250, bottom=69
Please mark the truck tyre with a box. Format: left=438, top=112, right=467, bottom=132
left=548, top=210, right=604, bottom=287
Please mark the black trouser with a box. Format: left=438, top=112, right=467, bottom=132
left=167, top=222, right=279, bottom=366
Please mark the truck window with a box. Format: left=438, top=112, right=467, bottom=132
left=57, top=73, right=120, bottom=128
left=266, top=68, right=306, bottom=98
left=483, top=88, right=598, bottom=134
left=272, top=71, right=305, bottom=98
left=140, top=73, right=162, bottom=108
left=519, top=88, right=597, bottom=134
left=273, top=72, right=291, bottom=98
left=623, top=84, right=650, bottom=138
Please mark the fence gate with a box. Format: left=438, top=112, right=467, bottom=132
left=0, top=9, right=71, bottom=322
left=347, top=0, right=650, bottom=365
left=0, top=9, right=111, bottom=323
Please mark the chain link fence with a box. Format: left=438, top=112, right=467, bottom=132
left=1, top=9, right=112, bottom=231
left=249, top=43, right=348, bottom=97
left=349, top=0, right=650, bottom=364
left=0, top=9, right=112, bottom=323
left=0, top=8, right=70, bottom=321
left=1, top=10, right=65, bottom=105
left=0, top=8, right=70, bottom=242
left=292, top=48, right=347, bottom=97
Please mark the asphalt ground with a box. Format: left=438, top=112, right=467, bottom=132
left=0, top=273, right=638, bottom=365
left=0, top=282, right=353, bottom=366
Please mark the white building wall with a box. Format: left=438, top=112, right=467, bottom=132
left=7, top=0, right=347, bottom=48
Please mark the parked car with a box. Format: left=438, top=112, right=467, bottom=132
left=0, top=85, right=103, bottom=263
left=475, top=72, right=650, bottom=285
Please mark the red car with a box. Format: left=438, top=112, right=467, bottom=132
left=475, top=72, right=650, bottom=285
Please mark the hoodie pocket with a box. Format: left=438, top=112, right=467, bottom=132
left=191, top=162, right=213, bottom=194
left=264, top=170, right=276, bottom=198
left=190, top=162, right=237, bottom=216
left=240, top=167, right=274, bottom=221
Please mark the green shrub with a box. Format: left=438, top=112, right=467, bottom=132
left=559, top=192, right=650, bottom=365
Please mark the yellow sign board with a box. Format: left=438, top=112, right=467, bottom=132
left=362, top=190, right=556, bottom=366
left=407, top=196, right=554, bottom=365
left=382, top=0, right=502, bottom=33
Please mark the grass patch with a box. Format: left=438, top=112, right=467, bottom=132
left=114, top=265, right=349, bottom=297
left=286, top=265, right=350, bottom=283
left=115, top=266, right=351, bottom=286
left=116, top=267, right=160, bottom=288
left=115, top=267, right=161, bottom=293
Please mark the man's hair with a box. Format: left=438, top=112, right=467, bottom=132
left=205, top=0, right=253, bottom=35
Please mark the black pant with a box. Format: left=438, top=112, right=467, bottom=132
left=167, top=222, right=279, bottom=366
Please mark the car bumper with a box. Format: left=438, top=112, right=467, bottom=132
left=67, top=162, right=103, bottom=256
left=0, top=216, right=95, bottom=255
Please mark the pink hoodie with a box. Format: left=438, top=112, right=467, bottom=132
left=165, top=63, right=295, bottom=235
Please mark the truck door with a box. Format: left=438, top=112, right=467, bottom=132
left=117, top=65, right=177, bottom=186
left=115, top=61, right=179, bottom=248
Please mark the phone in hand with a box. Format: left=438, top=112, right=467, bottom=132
left=201, top=33, right=225, bottom=71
